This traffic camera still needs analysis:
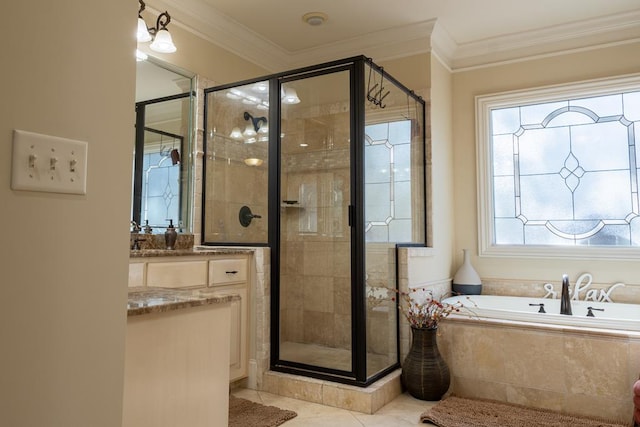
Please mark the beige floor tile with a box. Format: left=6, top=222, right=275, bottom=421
left=231, top=389, right=433, bottom=426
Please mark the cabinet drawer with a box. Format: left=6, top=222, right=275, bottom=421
left=209, top=258, right=247, bottom=285
left=146, top=260, right=208, bottom=288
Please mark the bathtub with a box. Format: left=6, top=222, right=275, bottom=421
left=435, top=294, right=640, bottom=420
left=442, top=294, right=640, bottom=332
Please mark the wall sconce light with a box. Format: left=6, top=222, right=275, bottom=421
left=243, top=124, right=257, bottom=138
left=229, top=127, right=243, bottom=139
left=137, top=0, right=177, bottom=53
left=244, top=112, right=267, bottom=134
left=282, top=87, right=301, bottom=104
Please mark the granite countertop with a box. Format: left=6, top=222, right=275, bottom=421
left=130, top=247, right=255, bottom=258
left=127, top=287, right=239, bottom=317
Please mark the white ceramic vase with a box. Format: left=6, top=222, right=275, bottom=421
left=452, top=249, right=482, bottom=295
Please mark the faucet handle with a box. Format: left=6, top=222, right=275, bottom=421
left=529, top=303, right=546, bottom=313
left=586, top=307, right=604, bottom=317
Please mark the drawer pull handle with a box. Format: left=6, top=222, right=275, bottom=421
left=225, top=270, right=238, bottom=275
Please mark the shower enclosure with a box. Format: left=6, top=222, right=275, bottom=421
left=202, top=56, right=426, bottom=386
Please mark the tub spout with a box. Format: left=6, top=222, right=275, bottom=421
left=560, top=274, right=572, bottom=315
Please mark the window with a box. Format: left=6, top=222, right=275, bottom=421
left=476, top=74, right=640, bottom=259
left=365, top=120, right=414, bottom=243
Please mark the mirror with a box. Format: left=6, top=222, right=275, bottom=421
left=133, top=56, right=195, bottom=232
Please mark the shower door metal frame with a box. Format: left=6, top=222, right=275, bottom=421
left=269, top=57, right=413, bottom=387
left=269, top=60, right=372, bottom=385
left=201, top=56, right=426, bottom=387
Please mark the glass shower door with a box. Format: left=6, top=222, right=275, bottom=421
left=278, top=69, right=353, bottom=373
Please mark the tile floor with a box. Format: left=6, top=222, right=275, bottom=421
left=232, top=388, right=437, bottom=426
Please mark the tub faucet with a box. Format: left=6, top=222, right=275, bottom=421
left=560, top=274, right=572, bottom=315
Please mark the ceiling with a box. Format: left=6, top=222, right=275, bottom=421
left=148, top=0, right=640, bottom=71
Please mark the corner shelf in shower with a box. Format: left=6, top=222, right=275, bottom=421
left=281, top=200, right=303, bottom=209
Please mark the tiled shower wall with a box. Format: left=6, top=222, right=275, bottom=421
left=279, top=111, right=353, bottom=349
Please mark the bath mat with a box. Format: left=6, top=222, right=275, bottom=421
left=420, top=396, right=630, bottom=427
left=229, top=395, right=297, bottom=427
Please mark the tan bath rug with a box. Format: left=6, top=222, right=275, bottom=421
left=229, top=395, right=297, bottom=427
left=421, top=396, right=630, bottom=427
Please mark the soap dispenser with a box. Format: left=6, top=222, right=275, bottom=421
left=164, top=219, right=178, bottom=250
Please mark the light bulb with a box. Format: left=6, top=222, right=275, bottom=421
left=282, top=87, right=300, bottom=104
left=243, top=124, right=257, bottom=137
left=229, top=127, right=243, bottom=139
left=137, top=18, right=152, bottom=42
left=149, top=29, right=176, bottom=53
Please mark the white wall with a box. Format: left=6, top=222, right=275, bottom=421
left=425, top=55, right=455, bottom=282
left=452, top=42, right=640, bottom=285
left=1, top=1, right=135, bottom=425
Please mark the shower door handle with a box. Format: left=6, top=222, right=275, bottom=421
left=348, top=205, right=354, bottom=227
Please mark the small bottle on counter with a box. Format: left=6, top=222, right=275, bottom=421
left=164, top=219, right=178, bottom=250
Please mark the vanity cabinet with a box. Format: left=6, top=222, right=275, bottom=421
left=128, top=251, right=251, bottom=383
left=123, top=293, right=233, bottom=427
left=208, top=257, right=249, bottom=382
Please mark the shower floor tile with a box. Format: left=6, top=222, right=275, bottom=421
left=280, top=341, right=393, bottom=375
left=232, top=388, right=436, bottom=426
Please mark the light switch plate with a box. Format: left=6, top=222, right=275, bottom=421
left=11, top=129, right=88, bottom=195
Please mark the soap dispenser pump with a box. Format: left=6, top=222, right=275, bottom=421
left=164, top=219, right=177, bottom=250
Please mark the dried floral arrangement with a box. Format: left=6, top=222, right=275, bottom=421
left=392, top=288, right=470, bottom=329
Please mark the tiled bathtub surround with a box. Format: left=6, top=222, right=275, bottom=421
left=397, top=248, right=639, bottom=420
left=437, top=319, right=639, bottom=421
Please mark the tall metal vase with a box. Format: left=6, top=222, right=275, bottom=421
left=401, top=326, right=450, bottom=401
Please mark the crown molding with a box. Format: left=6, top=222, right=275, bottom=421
left=286, top=20, right=438, bottom=69
left=148, top=0, right=292, bottom=72
left=147, top=1, right=640, bottom=73
left=450, top=10, right=640, bottom=70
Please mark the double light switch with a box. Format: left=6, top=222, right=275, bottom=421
left=11, top=129, right=88, bottom=195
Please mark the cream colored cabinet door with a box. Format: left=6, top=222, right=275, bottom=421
left=211, top=284, right=247, bottom=381
left=208, top=256, right=249, bottom=381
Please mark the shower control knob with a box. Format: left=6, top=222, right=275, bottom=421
left=239, top=205, right=262, bottom=227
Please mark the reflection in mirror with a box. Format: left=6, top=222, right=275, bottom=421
left=133, top=56, right=195, bottom=232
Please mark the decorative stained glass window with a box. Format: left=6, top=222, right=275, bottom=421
left=141, top=133, right=181, bottom=226
left=477, top=75, right=640, bottom=257
left=364, top=120, right=413, bottom=242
